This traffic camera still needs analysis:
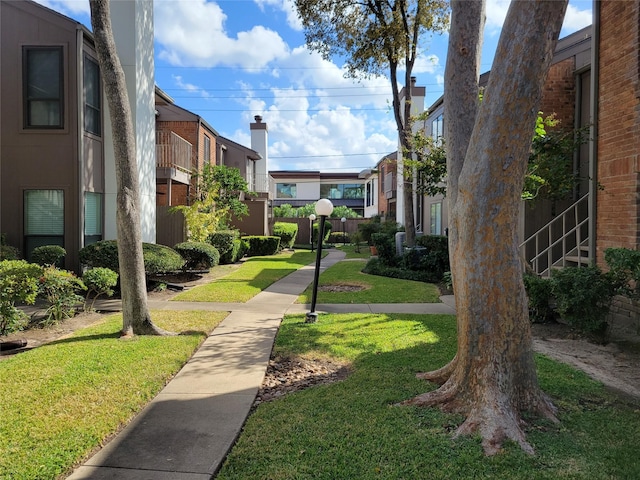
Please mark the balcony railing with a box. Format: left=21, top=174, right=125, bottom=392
left=249, top=173, right=270, bottom=193
left=156, top=131, right=192, bottom=174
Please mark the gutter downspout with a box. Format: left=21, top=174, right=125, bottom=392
left=77, top=26, right=85, bottom=258
left=588, top=0, right=600, bottom=264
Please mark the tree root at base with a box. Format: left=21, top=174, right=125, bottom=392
left=398, top=373, right=559, bottom=456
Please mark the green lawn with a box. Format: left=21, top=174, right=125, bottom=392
left=217, top=312, right=640, bottom=480
left=335, top=243, right=372, bottom=259
left=0, top=311, right=227, bottom=479
left=172, top=250, right=319, bottom=302
left=298, top=259, right=441, bottom=303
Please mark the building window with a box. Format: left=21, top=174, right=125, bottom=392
left=23, top=46, right=64, bottom=129
left=320, top=183, right=364, bottom=200
left=203, top=135, right=211, bottom=164
left=276, top=183, right=297, bottom=199
left=83, top=55, right=101, bottom=136
left=431, top=113, right=444, bottom=142
left=24, top=190, right=64, bottom=260
left=365, top=179, right=377, bottom=207
left=84, top=192, right=103, bottom=246
left=430, top=202, right=442, bottom=235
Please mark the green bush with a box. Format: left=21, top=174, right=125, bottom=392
left=371, top=232, right=398, bottom=267
left=82, top=267, right=119, bottom=312
left=442, top=271, right=453, bottom=291
left=0, top=260, right=43, bottom=335
left=550, top=265, right=616, bottom=334
left=358, top=218, right=381, bottom=245
left=272, top=222, right=298, bottom=250
left=403, top=235, right=450, bottom=282
left=31, top=245, right=66, bottom=267
left=312, top=221, right=333, bottom=245
left=362, top=257, right=435, bottom=283
left=523, top=274, right=555, bottom=323
left=328, top=232, right=350, bottom=244
left=143, top=244, right=186, bottom=274
left=0, top=234, right=20, bottom=261
left=174, top=242, right=220, bottom=270
left=604, top=247, right=640, bottom=298
left=79, top=240, right=185, bottom=275
left=38, top=266, right=86, bottom=325
left=209, top=230, right=239, bottom=264
left=242, top=236, right=280, bottom=257
left=220, top=238, right=248, bottom=264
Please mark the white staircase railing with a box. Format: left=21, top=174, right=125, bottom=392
left=519, top=194, right=590, bottom=276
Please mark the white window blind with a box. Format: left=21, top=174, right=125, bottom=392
left=84, top=192, right=102, bottom=236
left=24, top=190, right=64, bottom=235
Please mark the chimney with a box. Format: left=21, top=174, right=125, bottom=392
left=250, top=114, right=268, bottom=182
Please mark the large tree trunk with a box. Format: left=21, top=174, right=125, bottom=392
left=402, top=0, right=568, bottom=455
left=89, top=0, right=170, bottom=337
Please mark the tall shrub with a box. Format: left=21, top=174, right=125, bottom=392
left=0, top=260, right=43, bottom=335
left=550, top=265, right=616, bottom=334
left=272, top=222, right=298, bottom=250
left=79, top=240, right=184, bottom=274
left=38, top=267, right=86, bottom=325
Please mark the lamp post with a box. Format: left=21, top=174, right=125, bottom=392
left=309, top=214, right=316, bottom=252
left=306, top=198, right=333, bottom=323
left=341, top=217, right=346, bottom=246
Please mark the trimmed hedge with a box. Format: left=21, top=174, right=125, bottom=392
left=209, top=230, right=238, bottom=264
left=242, top=236, right=280, bottom=257
left=0, top=235, right=20, bottom=260
left=312, top=221, right=333, bottom=244
left=362, top=257, right=436, bottom=283
left=31, top=245, right=66, bottom=267
left=79, top=240, right=185, bottom=275
left=272, top=222, right=298, bottom=250
left=221, top=238, right=248, bottom=264
left=328, top=232, right=350, bottom=244
left=174, top=242, right=220, bottom=270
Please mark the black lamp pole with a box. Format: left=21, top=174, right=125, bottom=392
left=309, top=214, right=316, bottom=252
left=306, top=199, right=333, bottom=323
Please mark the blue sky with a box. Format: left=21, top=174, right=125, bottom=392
left=37, top=0, right=593, bottom=172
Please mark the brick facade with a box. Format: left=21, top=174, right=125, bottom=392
left=540, top=57, right=576, bottom=129
left=596, top=1, right=640, bottom=262
left=156, top=120, right=218, bottom=206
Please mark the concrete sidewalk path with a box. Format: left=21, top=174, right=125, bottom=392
left=67, top=251, right=455, bottom=479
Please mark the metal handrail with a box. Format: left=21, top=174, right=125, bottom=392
left=519, top=194, right=589, bottom=275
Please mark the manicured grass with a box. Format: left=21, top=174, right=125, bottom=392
left=0, top=310, right=227, bottom=479
left=298, top=260, right=441, bottom=303
left=335, top=242, right=372, bottom=259
left=217, top=312, right=640, bottom=480
left=172, top=250, right=319, bottom=302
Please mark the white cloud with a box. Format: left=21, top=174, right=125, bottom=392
left=413, top=54, right=440, bottom=75
left=485, top=0, right=511, bottom=32
left=485, top=0, right=592, bottom=36
left=254, top=0, right=303, bottom=31
left=172, top=75, right=211, bottom=98
left=34, top=0, right=89, bottom=16
left=562, top=4, right=592, bottom=33
left=154, top=0, right=289, bottom=68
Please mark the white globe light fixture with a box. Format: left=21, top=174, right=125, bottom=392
left=306, top=199, right=334, bottom=323
left=315, top=198, right=334, bottom=217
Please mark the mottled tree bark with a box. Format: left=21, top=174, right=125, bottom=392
left=89, top=0, right=170, bottom=336
left=402, top=0, right=568, bottom=455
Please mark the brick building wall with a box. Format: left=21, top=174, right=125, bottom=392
left=156, top=121, right=200, bottom=170
left=376, top=157, right=396, bottom=219
left=596, top=1, right=640, bottom=262
left=540, top=57, right=576, bottom=129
